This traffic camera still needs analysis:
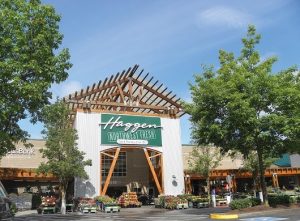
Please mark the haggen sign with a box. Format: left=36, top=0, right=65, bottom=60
left=100, top=114, right=162, bottom=146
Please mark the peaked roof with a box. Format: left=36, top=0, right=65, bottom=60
left=63, top=65, right=185, bottom=120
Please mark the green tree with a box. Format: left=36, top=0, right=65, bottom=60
left=188, top=145, right=222, bottom=203
left=242, top=151, right=278, bottom=195
left=0, top=0, right=71, bottom=157
left=38, top=101, right=92, bottom=215
left=184, top=25, right=300, bottom=205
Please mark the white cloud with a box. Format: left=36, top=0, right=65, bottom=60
left=197, top=6, right=252, bottom=29
left=51, top=81, right=82, bottom=100
left=60, top=81, right=82, bottom=97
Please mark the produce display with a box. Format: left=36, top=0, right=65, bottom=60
left=78, top=198, right=97, bottom=213
left=95, top=195, right=120, bottom=213
left=38, top=196, right=56, bottom=214
left=118, top=192, right=142, bottom=208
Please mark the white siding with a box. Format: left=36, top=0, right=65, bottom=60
left=161, top=118, right=185, bottom=195
left=75, top=112, right=184, bottom=197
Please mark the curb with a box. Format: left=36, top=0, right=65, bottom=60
left=210, top=213, right=239, bottom=220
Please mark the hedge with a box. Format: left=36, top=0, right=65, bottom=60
left=229, top=198, right=261, bottom=210
left=268, top=195, right=296, bottom=207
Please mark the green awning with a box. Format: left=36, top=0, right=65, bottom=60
left=274, top=153, right=291, bottom=167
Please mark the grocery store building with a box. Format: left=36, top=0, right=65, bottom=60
left=1, top=65, right=300, bottom=198
left=63, top=65, right=185, bottom=197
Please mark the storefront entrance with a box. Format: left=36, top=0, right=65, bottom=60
left=100, top=147, right=163, bottom=197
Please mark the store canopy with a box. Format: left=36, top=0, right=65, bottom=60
left=63, top=65, right=184, bottom=121
left=273, top=154, right=291, bottom=167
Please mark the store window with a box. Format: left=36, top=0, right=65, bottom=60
left=102, top=151, right=127, bottom=177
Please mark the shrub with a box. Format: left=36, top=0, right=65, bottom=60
left=10, top=202, right=18, bottom=216
left=157, top=195, right=187, bottom=209
left=268, top=195, right=296, bottom=207
left=164, top=196, right=180, bottom=210
left=94, top=195, right=116, bottom=205
left=229, top=197, right=261, bottom=210
left=177, top=194, right=193, bottom=201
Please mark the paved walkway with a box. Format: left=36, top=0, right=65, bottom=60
left=13, top=206, right=300, bottom=221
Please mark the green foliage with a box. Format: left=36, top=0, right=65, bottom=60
left=10, top=202, right=18, bottom=216
left=38, top=101, right=92, bottom=181
left=184, top=25, right=300, bottom=203
left=94, top=195, right=116, bottom=205
left=268, top=194, right=296, bottom=207
left=0, top=0, right=72, bottom=157
left=157, top=196, right=187, bottom=209
left=242, top=151, right=278, bottom=189
left=188, top=145, right=222, bottom=202
left=188, top=146, right=222, bottom=177
left=229, top=197, right=261, bottom=210
left=37, top=101, right=91, bottom=214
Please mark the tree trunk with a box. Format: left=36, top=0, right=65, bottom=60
left=206, top=177, right=210, bottom=204
left=257, top=148, right=268, bottom=206
left=60, top=183, right=68, bottom=215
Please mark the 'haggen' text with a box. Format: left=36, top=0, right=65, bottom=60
left=100, top=116, right=162, bottom=133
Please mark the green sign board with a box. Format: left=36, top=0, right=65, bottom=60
left=100, top=114, right=162, bottom=146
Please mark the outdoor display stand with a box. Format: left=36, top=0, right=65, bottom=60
left=95, top=195, right=120, bottom=213
left=118, top=192, right=142, bottom=208
left=78, top=198, right=97, bottom=213
left=38, top=196, right=56, bottom=214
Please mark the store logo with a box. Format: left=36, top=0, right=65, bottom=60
left=7, top=148, right=35, bottom=156
left=100, top=116, right=162, bottom=133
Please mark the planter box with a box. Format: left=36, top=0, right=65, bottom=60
left=66, top=204, right=74, bottom=212
left=197, top=202, right=209, bottom=208
left=176, top=203, right=188, bottom=209
left=41, top=206, right=56, bottom=214
left=216, top=200, right=227, bottom=206
left=81, top=206, right=97, bottom=213
left=103, top=206, right=120, bottom=213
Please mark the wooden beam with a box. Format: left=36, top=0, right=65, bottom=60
left=102, top=148, right=120, bottom=195
left=128, top=77, right=133, bottom=104
left=68, top=100, right=170, bottom=111
left=132, top=78, right=181, bottom=108
left=0, top=168, right=58, bottom=181
left=101, top=152, right=115, bottom=158
left=144, top=148, right=163, bottom=194
left=149, top=153, right=161, bottom=159
left=160, top=154, right=164, bottom=193
left=76, top=108, right=171, bottom=118
left=117, top=82, right=126, bottom=104
left=100, top=152, right=102, bottom=195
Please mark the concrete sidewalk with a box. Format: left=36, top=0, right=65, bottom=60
left=14, top=209, right=37, bottom=217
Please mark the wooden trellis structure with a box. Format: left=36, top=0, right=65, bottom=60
left=63, top=64, right=184, bottom=121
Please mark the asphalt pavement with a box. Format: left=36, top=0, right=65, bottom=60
left=12, top=206, right=300, bottom=221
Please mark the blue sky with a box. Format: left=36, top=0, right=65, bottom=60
left=21, top=0, right=300, bottom=144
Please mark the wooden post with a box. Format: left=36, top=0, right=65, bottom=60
left=100, top=152, right=102, bottom=195
left=144, top=148, right=163, bottom=194
left=160, top=154, right=164, bottom=193
left=232, top=176, right=237, bottom=193
left=102, top=148, right=120, bottom=195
